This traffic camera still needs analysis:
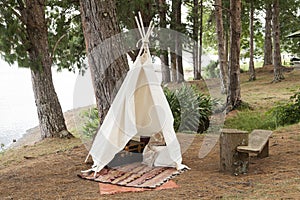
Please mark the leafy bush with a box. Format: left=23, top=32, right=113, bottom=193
left=81, top=107, right=99, bottom=139
left=81, top=85, right=214, bottom=136
left=164, top=85, right=213, bottom=133
left=269, top=90, right=300, bottom=126
left=203, top=60, right=219, bottom=79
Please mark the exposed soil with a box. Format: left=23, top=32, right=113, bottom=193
left=0, top=66, right=300, bottom=199
left=0, top=129, right=299, bottom=200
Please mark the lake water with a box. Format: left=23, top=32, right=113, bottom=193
left=0, top=60, right=95, bottom=149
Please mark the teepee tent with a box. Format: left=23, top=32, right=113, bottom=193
left=84, top=13, right=187, bottom=173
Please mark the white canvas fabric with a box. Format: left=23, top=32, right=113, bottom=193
left=84, top=13, right=187, bottom=173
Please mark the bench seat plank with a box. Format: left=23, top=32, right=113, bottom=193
left=237, top=130, right=272, bottom=154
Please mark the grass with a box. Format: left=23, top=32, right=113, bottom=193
left=224, top=64, right=300, bottom=133
left=224, top=110, right=277, bottom=132
left=240, top=60, right=264, bottom=71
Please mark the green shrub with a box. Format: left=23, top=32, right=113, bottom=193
left=81, top=107, right=99, bottom=139
left=204, top=60, right=219, bottom=79
left=269, top=90, right=300, bottom=126
left=164, top=85, right=213, bottom=133
left=81, top=85, right=214, bottom=135
left=224, top=110, right=276, bottom=132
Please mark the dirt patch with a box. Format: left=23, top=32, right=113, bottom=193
left=0, top=129, right=299, bottom=199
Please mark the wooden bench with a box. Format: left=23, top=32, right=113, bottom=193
left=237, top=129, right=273, bottom=158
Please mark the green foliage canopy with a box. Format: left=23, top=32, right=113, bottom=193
left=0, top=0, right=86, bottom=72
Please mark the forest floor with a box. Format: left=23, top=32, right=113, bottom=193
left=0, top=66, right=300, bottom=200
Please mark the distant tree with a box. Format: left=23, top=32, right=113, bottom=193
left=156, top=0, right=171, bottom=83
left=192, top=0, right=200, bottom=80
left=226, top=0, right=242, bottom=111
left=263, top=2, right=273, bottom=66
left=214, top=0, right=228, bottom=93
left=272, top=0, right=284, bottom=82
left=248, top=0, right=256, bottom=81
left=198, top=0, right=203, bottom=80
left=0, top=0, right=80, bottom=138
left=80, top=0, right=129, bottom=123
left=175, top=0, right=184, bottom=83
left=170, top=0, right=183, bottom=82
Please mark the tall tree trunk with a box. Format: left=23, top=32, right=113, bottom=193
left=175, top=0, right=184, bottom=83
left=226, top=0, right=242, bottom=112
left=157, top=0, right=171, bottom=83
left=272, top=0, right=284, bottom=82
left=225, top=28, right=229, bottom=67
left=177, top=39, right=184, bottom=83
left=80, top=0, right=129, bottom=123
left=198, top=0, right=203, bottom=80
left=215, top=0, right=228, bottom=94
left=171, top=52, right=177, bottom=82
left=263, top=2, right=273, bottom=66
left=224, top=9, right=230, bottom=69
left=193, top=0, right=200, bottom=80
left=224, top=30, right=230, bottom=70
left=23, top=0, right=70, bottom=138
left=248, top=0, right=256, bottom=81
left=170, top=0, right=184, bottom=83
left=170, top=0, right=177, bottom=82
left=161, top=51, right=170, bottom=84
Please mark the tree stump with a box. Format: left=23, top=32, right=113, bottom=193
left=220, top=129, right=249, bottom=175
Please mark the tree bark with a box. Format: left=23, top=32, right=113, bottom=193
left=263, top=3, right=273, bottom=67
left=248, top=0, right=256, bottom=81
left=272, top=0, right=284, bottom=82
left=175, top=0, right=184, bottom=83
left=170, top=0, right=184, bottom=83
left=215, top=0, right=228, bottom=94
left=193, top=0, right=200, bottom=80
left=157, top=0, right=171, bottom=84
left=170, top=0, right=177, bottom=82
left=225, top=28, right=229, bottom=67
left=226, top=0, right=242, bottom=112
left=23, top=0, right=70, bottom=138
left=80, top=0, right=129, bottom=123
left=171, top=53, right=177, bottom=82
left=177, top=42, right=184, bottom=83
left=198, top=0, right=203, bottom=80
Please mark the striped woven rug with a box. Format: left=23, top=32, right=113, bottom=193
left=79, top=162, right=182, bottom=188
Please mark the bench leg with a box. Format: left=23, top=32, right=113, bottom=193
left=258, top=140, right=269, bottom=158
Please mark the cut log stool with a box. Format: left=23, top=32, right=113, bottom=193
left=237, top=130, right=273, bottom=158
left=220, top=129, right=249, bottom=175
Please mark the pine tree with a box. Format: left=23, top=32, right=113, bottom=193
left=226, top=0, right=242, bottom=111
left=156, top=0, right=171, bottom=83
left=272, top=0, right=284, bottom=82
left=214, top=0, right=228, bottom=93
left=248, top=0, right=256, bottom=81
left=263, top=2, right=273, bottom=66
left=0, top=0, right=79, bottom=138
left=80, top=0, right=129, bottom=123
